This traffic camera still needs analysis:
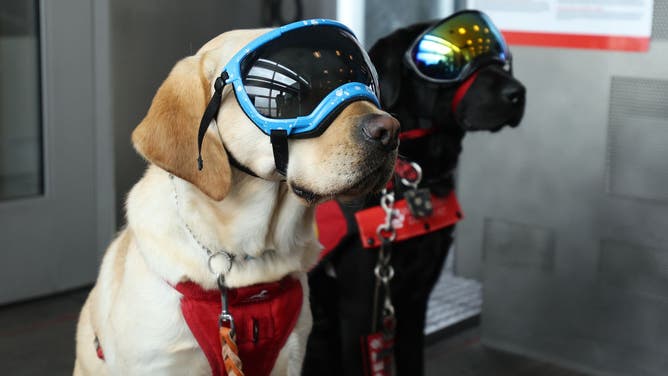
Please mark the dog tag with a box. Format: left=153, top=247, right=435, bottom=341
left=404, top=188, right=433, bottom=218
left=362, top=318, right=395, bottom=376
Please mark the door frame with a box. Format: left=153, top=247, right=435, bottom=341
left=0, top=0, right=115, bottom=304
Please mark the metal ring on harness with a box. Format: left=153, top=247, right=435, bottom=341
left=374, top=263, right=395, bottom=283
left=376, top=223, right=397, bottom=242
left=208, top=251, right=234, bottom=275
left=399, top=162, right=423, bottom=188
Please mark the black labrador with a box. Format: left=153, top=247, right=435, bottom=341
left=304, top=20, right=526, bottom=376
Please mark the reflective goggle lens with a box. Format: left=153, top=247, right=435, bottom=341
left=240, top=25, right=378, bottom=119
left=410, top=11, right=509, bottom=81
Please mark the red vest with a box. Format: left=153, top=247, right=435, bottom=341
left=175, top=277, right=303, bottom=376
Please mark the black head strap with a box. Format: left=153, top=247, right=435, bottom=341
left=198, top=71, right=289, bottom=177
left=270, top=130, right=289, bottom=176
left=197, top=71, right=229, bottom=171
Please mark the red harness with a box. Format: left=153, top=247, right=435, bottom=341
left=94, top=277, right=303, bottom=376
left=175, top=277, right=303, bottom=376
left=316, top=157, right=463, bottom=257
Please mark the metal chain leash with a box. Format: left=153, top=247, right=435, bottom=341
left=371, top=189, right=398, bottom=333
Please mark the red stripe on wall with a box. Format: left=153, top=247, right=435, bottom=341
left=501, top=31, right=650, bottom=52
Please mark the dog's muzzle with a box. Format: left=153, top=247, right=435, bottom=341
left=452, top=65, right=526, bottom=132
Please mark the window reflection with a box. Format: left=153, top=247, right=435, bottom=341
left=244, top=58, right=310, bottom=118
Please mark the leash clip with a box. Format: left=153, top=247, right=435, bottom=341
left=217, top=274, right=236, bottom=337
left=377, top=189, right=397, bottom=242
left=379, top=189, right=395, bottom=214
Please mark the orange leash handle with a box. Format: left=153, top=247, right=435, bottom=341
left=220, top=326, right=243, bottom=376
left=216, top=274, right=243, bottom=376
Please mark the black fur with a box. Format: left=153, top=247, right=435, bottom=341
left=304, top=20, right=526, bottom=376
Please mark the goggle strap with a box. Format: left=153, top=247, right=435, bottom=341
left=197, top=71, right=229, bottom=171
left=451, top=70, right=479, bottom=114
left=270, top=129, right=289, bottom=176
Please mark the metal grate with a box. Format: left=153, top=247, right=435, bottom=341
left=653, top=0, right=668, bottom=40
left=425, top=267, right=482, bottom=335
left=607, top=77, right=668, bottom=202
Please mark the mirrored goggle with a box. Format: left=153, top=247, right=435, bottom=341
left=406, top=10, right=510, bottom=83
left=227, top=21, right=380, bottom=137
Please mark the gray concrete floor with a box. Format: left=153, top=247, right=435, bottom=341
left=1, top=287, right=588, bottom=375
left=0, top=288, right=88, bottom=376
left=425, top=326, right=590, bottom=376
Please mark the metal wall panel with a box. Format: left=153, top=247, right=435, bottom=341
left=365, top=0, right=454, bottom=47
left=599, top=239, right=668, bottom=299
left=455, top=0, right=668, bottom=374
left=607, top=77, right=668, bottom=202
left=653, top=0, right=668, bottom=39
left=483, top=218, right=556, bottom=271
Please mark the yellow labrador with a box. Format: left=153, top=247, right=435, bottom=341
left=73, top=26, right=398, bottom=375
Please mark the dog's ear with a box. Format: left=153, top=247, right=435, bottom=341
left=368, top=33, right=404, bottom=108
left=132, top=56, right=231, bottom=201
left=368, top=23, right=432, bottom=108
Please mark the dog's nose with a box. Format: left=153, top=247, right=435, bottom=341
left=361, top=114, right=400, bottom=150
left=502, top=82, right=526, bottom=106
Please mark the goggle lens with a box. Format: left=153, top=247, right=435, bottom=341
left=240, top=26, right=379, bottom=119
left=410, top=11, right=509, bottom=81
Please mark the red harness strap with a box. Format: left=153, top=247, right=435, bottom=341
left=355, top=190, right=463, bottom=249
left=315, top=190, right=463, bottom=256
left=315, top=158, right=463, bottom=255
left=175, top=277, right=303, bottom=376
left=94, top=336, right=105, bottom=360
left=315, top=200, right=348, bottom=260
left=452, top=70, right=479, bottom=113
left=398, top=128, right=436, bottom=141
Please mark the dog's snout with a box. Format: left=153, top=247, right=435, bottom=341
left=361, top=114, right=400, bottom=150
left=502, top=82, right=526, bottom=106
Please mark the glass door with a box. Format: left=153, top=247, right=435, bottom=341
left=0, top=0, right=42, bottom=200
left=0, top=0, right=102, bottom=304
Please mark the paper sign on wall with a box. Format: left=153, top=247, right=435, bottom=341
left=467, top=0, right=654, bottom=51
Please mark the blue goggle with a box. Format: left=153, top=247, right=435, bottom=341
left=197, top=19, right=381, bottom=175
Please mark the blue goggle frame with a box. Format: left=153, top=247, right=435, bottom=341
left=221, top=19, right=381, bottom=137
left=197, top=19, right=382, bottom=176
